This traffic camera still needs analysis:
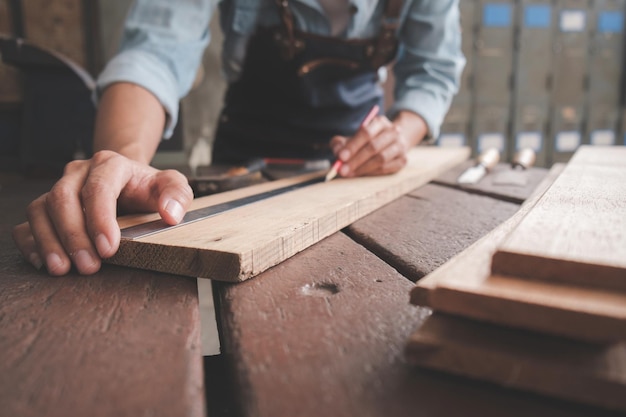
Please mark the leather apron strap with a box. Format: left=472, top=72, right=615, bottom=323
left=212, top=0, right=405, bottom=164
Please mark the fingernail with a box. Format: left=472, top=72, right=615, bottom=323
left=46, top=253, right=65, bottom=273
left=95, top=234, right=112, bottom=256
left=74, top=250, right=97, bottom=270
left=339, top=150, right=350, bottom=161
left=340, top=165, right=350, bottom=176
left=28, top=252, right=43, bottom=270
left=165, top=199, right=184, bottom=223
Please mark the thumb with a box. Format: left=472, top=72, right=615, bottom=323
left=155, top=169, right=195, bottom=225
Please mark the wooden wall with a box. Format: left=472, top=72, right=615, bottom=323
left=0, top=0, right=22, bottom=104
left=0, top=0, right=100, bottom=104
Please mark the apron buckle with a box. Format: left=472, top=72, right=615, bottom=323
left=273, top=31, right=305, bottom=60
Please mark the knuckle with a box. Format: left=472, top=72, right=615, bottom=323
left=91, top=150, right=119, bottom=166
left=25, top=195, right=46, bottom=219
left=46, top=183, right=75, bottom=208
left=375, top=152, right=388, bottom=164
left=161, top=169, right=194, bottom=198
left=163, top=168, right=188, bottom=182
left=366, top=139, right=383, bottom=154
left=63, top=159, right=85, bottom=176
left=81, top=178, right=112, bottom=203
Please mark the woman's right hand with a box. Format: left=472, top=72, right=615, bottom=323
left=12, top=150, right=194, bottom=276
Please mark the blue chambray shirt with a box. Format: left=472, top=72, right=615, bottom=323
left=97, top=0, right=465, bottom=139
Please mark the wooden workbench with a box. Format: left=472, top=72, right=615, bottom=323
left=1, top=161, right=619, bottom=417
left=0, top=178, right=205, bottom=417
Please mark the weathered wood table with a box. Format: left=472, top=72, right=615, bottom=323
left=1, top=162, right=620, bottom=417
left=0, top=178, right=205, bottom=417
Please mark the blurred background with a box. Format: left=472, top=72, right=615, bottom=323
left=0, top=0, right=624, bottom=176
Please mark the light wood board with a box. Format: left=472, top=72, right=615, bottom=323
left=107, top=147, right=469, bottom=281
left=406, top=313, right=626, bottom=412
left=412, top=163, right=626, bottom=342
left=491, top=146, right=626, bottom=291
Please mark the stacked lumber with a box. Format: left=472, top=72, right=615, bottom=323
left=407, top=146, right=626, bottom=412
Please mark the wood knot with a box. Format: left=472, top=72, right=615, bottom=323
left=300, top=282, right=339, bottom=297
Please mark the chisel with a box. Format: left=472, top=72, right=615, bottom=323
left=492, top=148, right=536, bottom=186
left=457, top=147, right=500, bottom=184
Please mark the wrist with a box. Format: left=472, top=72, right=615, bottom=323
left=94, top=83, right=166, bottom=164
left=392, top=111, right=429, bottom=147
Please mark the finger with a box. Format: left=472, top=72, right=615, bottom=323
left=118, top=167, right=193, bottom=224
left=46, top=161, right=102, bottom=275
left=154, top=169, right=195, bottom=225
left=336, top=116, right=391, bottom=163
left=353, top=142, right=408, bottom=177
left=330, top=135, right=348, bottom=155
left=83, top=152, right=192, bottom=258
left=26, top=194, right=74, bottom=275
left=12, top=222, right=44, bottom=270
left=81, top=151, right=143, bottom=258
left=340, top=127, right=398, bottom=176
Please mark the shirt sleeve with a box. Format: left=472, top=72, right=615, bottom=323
left=96, top=0, right=217, bottom=138
left=389, top=0, right=466, bottom=140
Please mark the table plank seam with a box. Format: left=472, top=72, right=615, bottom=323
left=430, top=180, right=525, bottom=205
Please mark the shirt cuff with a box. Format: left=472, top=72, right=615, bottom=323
left=95, top=49, right=180, bottom=138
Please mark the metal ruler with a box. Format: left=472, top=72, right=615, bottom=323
left=121, top=176, right=323, bottom=240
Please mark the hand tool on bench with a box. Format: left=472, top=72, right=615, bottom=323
left=262, top=158, right=330, bottom=180
left=457, top=147, right=500, bottom=184
left=493, top=147, right=536, bottom=186
left=188, top=157, right=267, bottom=196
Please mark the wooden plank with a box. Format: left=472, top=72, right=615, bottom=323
left=406, top=314, right=626, bottom=412
left=492, top=146, right=626, bottom=291
left=0, top=179, right=205, bottom=417
left=215, top=233, right=421, bottom=417
left=346, top=184, right=519, bottom=281
left=108, top=147, right=469, bottom=281
left=412, top=164, right=626, bottom=342
left=213, top=200, right=614, bottom=417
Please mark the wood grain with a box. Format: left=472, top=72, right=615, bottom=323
left=412, top=164, right=626, bottom=342
left=21, top=0, right=87, bottom=67
left=215, top=234, right=609, bottom=417
left=406, top=314, right=626, bottom=412
left=0, top=0, right=11, bottom=34
left=213, top=169, right=618, bottom=417
left=0, top=179, right=205, bottom=417
left=346, top=184, right=519, bottom=281
left=108, top=147, right=469, bottom=281
left=492, top=146, right=626, bottom=291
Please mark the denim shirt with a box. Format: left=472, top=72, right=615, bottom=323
left=97, top=0, right=465, bottom=139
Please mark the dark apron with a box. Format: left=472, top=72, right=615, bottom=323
left=212, top=0, right=403, bottom=164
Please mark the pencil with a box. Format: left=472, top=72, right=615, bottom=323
left=325, top=104, right=380, bottom=182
